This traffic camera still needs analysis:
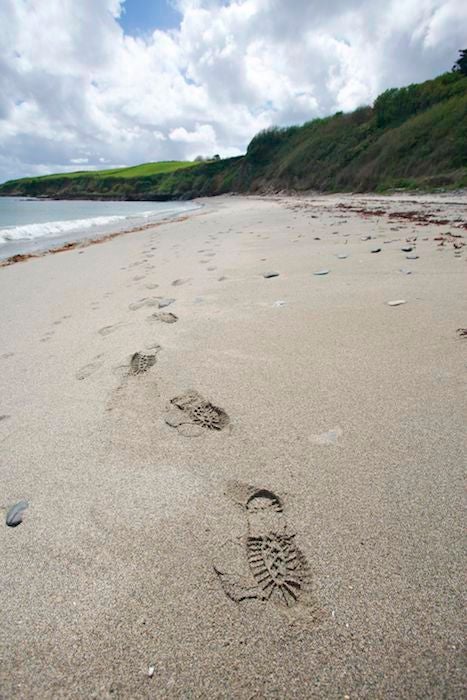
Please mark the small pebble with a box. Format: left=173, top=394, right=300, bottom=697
left=314, top=269, right=329, bottom=276
left=401, top=246, right=413, bottom=252
left=337, top=254, right=348, bottom=259
left=370, top=247, right=382, bottom=253
left=148, top=666, right=155, bottom=678
left=272, top=300, right=286, bottom=307
left=6, top=500, right=29, bottom=527
left=262, top=272, right=279, bottom=279
left=361, top=235, right=371, bottom=241
left=399, top=268, right=412, bottom=275
left=406, top=254, right=419, bottom=260
left=387, top=300, right=406, bottom=306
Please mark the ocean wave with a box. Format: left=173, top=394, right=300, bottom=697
left=0, top=209, right=169, bottom=243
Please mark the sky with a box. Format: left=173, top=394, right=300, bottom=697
left=0, top=0, right=466, bottom=182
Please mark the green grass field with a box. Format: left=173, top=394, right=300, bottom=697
left=36, top=161, right=196, bottom=180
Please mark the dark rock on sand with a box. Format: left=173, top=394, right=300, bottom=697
left=6, top=500, right=29, bottom=527
left=262, top=272, right=279, bottom=278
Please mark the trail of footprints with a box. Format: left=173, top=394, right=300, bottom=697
left=70, top=243, right=313, bottom=613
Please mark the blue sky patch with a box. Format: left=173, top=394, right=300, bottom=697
left=118, top=0, right=181, bottom=36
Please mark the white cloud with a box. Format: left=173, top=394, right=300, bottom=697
left=0, top=0, right=465, bottom=181
left=169, top=124, right=216, bottom=143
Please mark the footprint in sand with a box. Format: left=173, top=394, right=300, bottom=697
left=128, top=298, right=160, bottom=311
left=147, top=312, right=178, bottom=324
left=128, top=351, right=159, bottom=376
left=76, top=355, right=104, bottom=380
left=214, top=484, right=311, bottom=607
left=98, top=323, right=125, bottom=336
left=171, top=278, right=191, bottom=287
left=165, top=390, right=229, bottom=437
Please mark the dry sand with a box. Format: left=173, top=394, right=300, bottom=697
left=0, top=193, right=465, bottom=698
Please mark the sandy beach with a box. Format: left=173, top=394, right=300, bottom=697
left=0, top=193, right=465, bottom=698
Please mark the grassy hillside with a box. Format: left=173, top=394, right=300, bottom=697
left=1, top=71, right=466, bottom=199
left=35, top=161, right=196, bottom=180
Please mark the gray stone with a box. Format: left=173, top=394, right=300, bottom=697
left=158, top=298, right=175, bottom=308
left=6, top=500, right=28, bottom=527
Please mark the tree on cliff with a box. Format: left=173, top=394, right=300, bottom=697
left=452, top=49, right=467, bottom=76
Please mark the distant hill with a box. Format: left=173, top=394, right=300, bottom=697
left=1, top=71, right=466, bottom=199
left=36, top=161, right=197, bottom=179
left=0, top=161, right=197, bottom=199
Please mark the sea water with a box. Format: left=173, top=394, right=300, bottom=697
left=0, top=197, right=200, bottom=259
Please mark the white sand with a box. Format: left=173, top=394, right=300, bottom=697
left=0, top=193, right=465, bottom=698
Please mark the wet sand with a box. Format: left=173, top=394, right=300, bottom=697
left=0, top=193, right=465, bottom=698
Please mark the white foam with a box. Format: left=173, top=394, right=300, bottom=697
left=0, top=210, right=166, bottom=244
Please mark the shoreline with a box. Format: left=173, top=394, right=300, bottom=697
left=0, top=201, right=205, bottom=267
left=2, top=189, right=467, bottom=268
left=0, top=193, right=465, bottom=698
